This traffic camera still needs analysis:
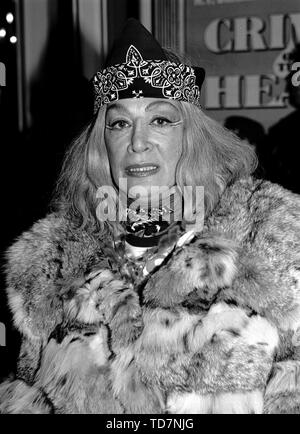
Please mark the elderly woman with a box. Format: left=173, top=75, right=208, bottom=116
left=0, top=19, right=300, bottom=414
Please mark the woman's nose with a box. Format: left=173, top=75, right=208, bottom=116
left=129, top=122, right=151, bottom=153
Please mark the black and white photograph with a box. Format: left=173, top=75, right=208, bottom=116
left=0, top=0, right=299, bottom=416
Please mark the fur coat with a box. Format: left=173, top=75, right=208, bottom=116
left=1, top=177, right=300, bottom=414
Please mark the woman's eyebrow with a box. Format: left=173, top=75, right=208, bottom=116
left=106, top=103, right=130, bottom=114
left=145, top=101, right=179, bottom=112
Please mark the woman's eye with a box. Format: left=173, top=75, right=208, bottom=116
left=107, top=120, right=129, bottom=130
left=151, top=117, right=172, bottom=127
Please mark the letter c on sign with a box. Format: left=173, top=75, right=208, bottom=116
left=204, top=18, right=233, bottom=53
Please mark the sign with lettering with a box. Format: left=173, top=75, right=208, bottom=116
left=186, top=0, right=300, bottom=128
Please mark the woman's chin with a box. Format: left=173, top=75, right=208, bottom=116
left=126, top=176, right=166, bottom=196
left=116, top=170, right=176, bottom=204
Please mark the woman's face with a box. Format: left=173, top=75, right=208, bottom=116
left=104, top=98, right=184, bottom=198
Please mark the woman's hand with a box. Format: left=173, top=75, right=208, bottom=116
left=62, top=268, right=119, bottom=324
left=61, top=268, right=143, bottom=350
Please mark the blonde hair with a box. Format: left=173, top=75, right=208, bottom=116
left=52, top=101, right=257, bottom=236
left=177, top=103, right=257, bottom=214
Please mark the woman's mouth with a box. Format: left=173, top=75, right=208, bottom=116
left=125, top=164, right=160, bottom=177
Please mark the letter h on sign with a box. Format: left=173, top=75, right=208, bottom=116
left=0, top=62, right=6, bottom=87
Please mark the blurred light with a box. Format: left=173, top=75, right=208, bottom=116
left=6, top=13, right=14, bottom=24
left=0, top=29, right=6, bottom=38
left=10, top=36, right=17, bottom=44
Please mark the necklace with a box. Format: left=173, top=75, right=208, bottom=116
left=126, top=205, right=174, bottom=235
left=121, top=185, right=184, bottom=246
left=125, top=203, right=179, bottom=248
left=126, top=205, right=173, bottom=223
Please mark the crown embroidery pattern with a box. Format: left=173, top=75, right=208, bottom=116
left=93, top=45, right=201, bottom=111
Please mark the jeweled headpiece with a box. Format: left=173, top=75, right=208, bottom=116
left=93, top=18, right=205, bottom=113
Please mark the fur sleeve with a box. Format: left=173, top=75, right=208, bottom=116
left=0, top=379, right=53, bottom=414
left=4, top=213, right=107, bottom=343
left=4, top=214, right=65, bottom=342
left=209, top=179, right=300, bottom=335
left=264, top=360, right=300, bottom=414
left=207, top=179, right=300, bottom=413
left=245, top=181, right=300, bottom=332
